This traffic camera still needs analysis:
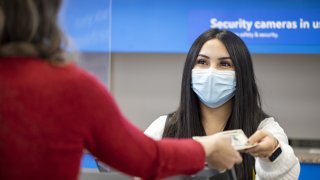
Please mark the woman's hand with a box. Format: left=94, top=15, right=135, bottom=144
left=193, top=133, right=242, bottom=172
left=246, top=130, right=279, bottom=159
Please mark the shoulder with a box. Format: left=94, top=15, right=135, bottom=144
left=144, top=115, right=168, bottom=140
left=62, top=63, right=101, bottom=85
left=51, top=63, right=115, bottom=109
left=58, top=63, right=108, bottom=94
left=1, top=57, right=107, bottom=95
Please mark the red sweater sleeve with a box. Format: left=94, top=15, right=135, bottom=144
left=74, top=70, right=205, bottom=179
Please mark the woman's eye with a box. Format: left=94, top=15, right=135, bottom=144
left=197, top=59, right=208, bottom=65
left=220, top=61, right=232, bottom=67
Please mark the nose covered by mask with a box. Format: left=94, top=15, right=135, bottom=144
left=191, top=68, right=236, bottom=108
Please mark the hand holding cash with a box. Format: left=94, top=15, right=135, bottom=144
left=220, top=129, right=257, bottom=151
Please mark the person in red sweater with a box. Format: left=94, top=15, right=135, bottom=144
left=0, top=0, right=242, bottom=180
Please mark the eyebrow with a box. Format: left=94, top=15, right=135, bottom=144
left=218, top=57, right=232, bottom=61
left=198, top=54, right=232, bottom=61
left=198, top=54, right=210, bottom=59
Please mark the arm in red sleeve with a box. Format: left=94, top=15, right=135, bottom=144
left=74, top=70, right=205, bottom=179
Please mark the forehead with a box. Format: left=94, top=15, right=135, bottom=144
left=198, top=39, right=230, bottom=58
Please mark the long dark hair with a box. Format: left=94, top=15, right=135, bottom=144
left=0, top=0, right=66, bottom=63
left=163, top=28, right=268, bottom=180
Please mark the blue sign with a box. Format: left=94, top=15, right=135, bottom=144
left=111, top=0, right=320, bottom=54
left=59, top=0, right=320, bottom=54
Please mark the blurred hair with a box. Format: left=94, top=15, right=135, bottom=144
left=0, top=0, right=67, bottom=63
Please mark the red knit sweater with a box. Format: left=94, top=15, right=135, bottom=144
left=0, top=57, right=205, bottom=180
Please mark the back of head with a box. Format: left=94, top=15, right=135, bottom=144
left=0, top=0, right=66, bottom=63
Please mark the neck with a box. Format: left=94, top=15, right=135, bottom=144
left=201, top=99, right=233, bottom=135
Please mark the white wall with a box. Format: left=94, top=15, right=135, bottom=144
left=110, top=53, right=320, bottom=140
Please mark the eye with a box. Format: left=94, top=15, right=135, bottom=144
left=220, top=61, right=233, bottom=68
left=196, top=59, right=209, bottom=65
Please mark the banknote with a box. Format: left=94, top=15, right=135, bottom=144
left=220, top=129, right=257, bottom=151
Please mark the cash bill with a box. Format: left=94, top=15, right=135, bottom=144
left=220, top=129, right=257, bottom=151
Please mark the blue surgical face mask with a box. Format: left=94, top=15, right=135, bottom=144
left=191, top=68, right=236, bottom=108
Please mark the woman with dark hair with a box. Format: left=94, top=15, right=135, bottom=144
left=0, top=1, right=243, bottom=180
left=145, top=28, right=300, bottom=179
